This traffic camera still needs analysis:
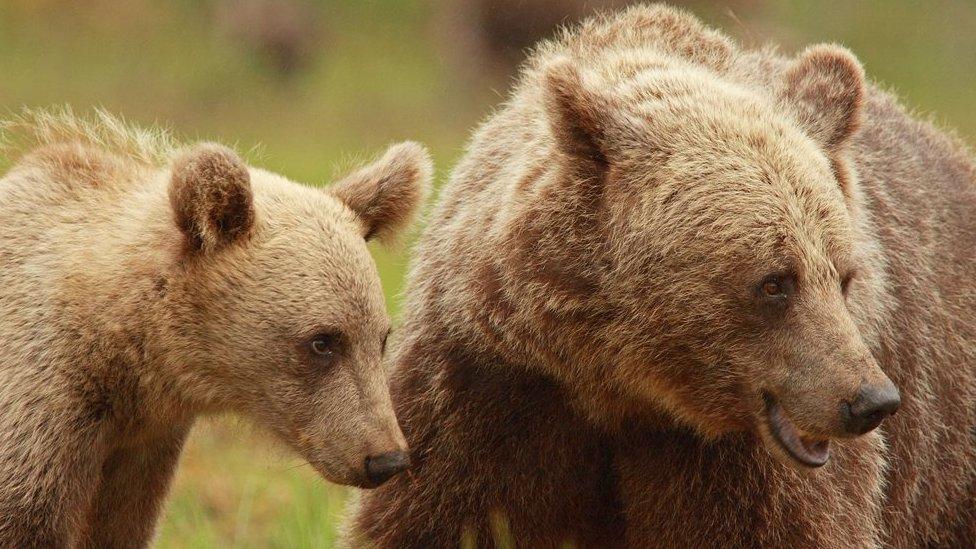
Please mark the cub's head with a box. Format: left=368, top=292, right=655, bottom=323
left=166, top=141, right=431, bottom=487
left=538, top=45, right=897, bottom=468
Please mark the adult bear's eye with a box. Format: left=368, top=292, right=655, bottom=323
left=762, top=279, right=783, bottom=296
left=757, top=273, right=793, bottom=300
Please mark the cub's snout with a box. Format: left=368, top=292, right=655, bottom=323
left=364, top=450, right=411, bottom=487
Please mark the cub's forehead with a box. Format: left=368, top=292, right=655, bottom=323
left=247, top=223, right=388, bottom=332
left=247, top=168, right=357, bottom=228
left=243, top=168, right=386, bottom=305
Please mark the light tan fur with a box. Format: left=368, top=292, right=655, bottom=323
left=350, top=4, right=976, bottom=547
left=0, top=109, right=431, bottom=547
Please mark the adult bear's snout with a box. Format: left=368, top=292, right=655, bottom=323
left=842, top=379, right=901, bottom=435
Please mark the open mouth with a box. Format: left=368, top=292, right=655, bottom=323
left=763, top=394, right=830, bottom=468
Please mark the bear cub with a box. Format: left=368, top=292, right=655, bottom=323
left=0, top=109, right=431, bottom=547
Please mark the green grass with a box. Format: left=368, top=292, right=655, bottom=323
left=154, top=418, right=349, bottom=549
left=1, top=1, right=973, bottom=546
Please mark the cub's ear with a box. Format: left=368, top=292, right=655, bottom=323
left=169, top=143, right=254, bottom=253
left=330, top=142, right=432, bottom=243
left=780, top=44, right=865, bottom=152
left=543, top=59, right=619, bottom=167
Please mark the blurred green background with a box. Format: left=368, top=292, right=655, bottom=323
left=1, top=1, right=973, bottom=546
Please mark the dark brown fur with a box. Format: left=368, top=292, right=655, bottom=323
left=349, top=5, right=976, bottom=547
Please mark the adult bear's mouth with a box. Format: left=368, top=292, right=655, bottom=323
left=762, top=394, right=830, bottom=468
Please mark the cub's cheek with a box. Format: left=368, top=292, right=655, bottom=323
left=307, top=458, right=361, bottom=486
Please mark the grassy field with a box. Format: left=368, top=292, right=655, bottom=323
left=1, top=1, right=974, bottom=546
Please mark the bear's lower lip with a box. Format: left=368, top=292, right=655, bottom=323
left=764, top=396, right=830, bottom=468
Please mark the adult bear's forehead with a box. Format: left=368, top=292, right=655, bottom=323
left=606, top=154, right=854, bottom=274
left=614, top=146, right=844, bottom=226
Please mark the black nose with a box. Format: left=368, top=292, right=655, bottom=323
left=842, top=379, right=901, bottom=435
left=364, top=450, right=410, bottom=486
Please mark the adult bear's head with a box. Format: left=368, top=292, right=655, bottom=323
left=495, top=42, right=897, bottom=469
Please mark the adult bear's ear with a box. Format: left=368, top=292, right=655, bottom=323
left=780, top=44, right=865, bottom=152
left=169, top=143, right=254, bottom=253
left=330, top=141, right=433, bottom=243
left=543, top=59, right=622, bottom=169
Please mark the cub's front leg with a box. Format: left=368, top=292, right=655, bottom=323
left=78, top=423, right=191, bottom=549
left=0, top=396, right=108, bottom=547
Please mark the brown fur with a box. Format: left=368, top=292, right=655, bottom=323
left=330, top=141, right=434, bottom=243
left=348, top=5, right=976, bottom=547
left=0, top=109, right=431, bottom=547
left=168, top=143, right=256, bottom=252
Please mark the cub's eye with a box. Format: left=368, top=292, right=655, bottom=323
left=310, top=333, right=340, bottom=358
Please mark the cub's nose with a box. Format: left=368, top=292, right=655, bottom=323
left=364, top=450, right=410, bottom=486
left=843, top=379, right=901, bottom=435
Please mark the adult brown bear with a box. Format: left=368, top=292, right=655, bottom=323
left=347, top=4, right=976, bottom=547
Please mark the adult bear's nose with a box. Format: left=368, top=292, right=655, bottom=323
left=842, top=379, right=901, bottom=435
left=364, top=450, right=411, bottom=486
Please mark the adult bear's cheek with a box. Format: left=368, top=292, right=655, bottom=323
left=634, top=363, right=757, bottom=437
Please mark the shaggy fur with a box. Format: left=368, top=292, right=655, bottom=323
left=0, top=109, right=432, bottom=547
left=348, top=5, right=976, bottom=547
